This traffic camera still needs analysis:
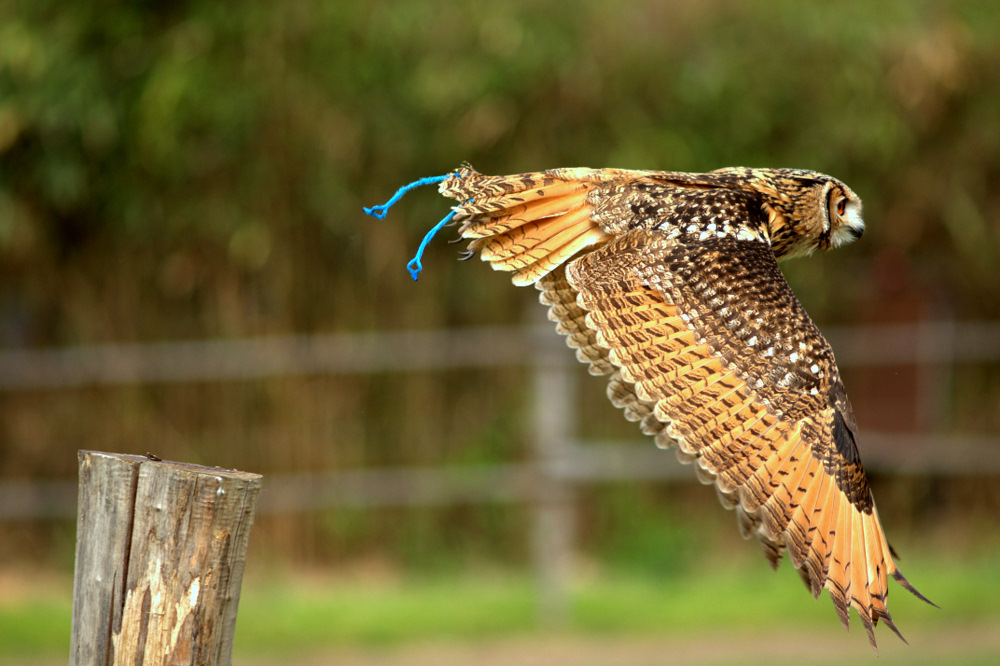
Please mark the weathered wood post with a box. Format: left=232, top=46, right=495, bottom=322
left=70, top=450, right=262, bottom=666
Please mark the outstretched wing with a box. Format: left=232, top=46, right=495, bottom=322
left=564, top=229, right=930, bottom=646
left=440, top=164, right=930, bottom=649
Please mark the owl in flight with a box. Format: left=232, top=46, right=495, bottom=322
left=365, top=163, right=932, bottom=649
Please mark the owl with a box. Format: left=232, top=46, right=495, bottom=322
left=365, top=163, right=932, bottom=649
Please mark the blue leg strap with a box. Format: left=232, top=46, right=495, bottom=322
left=362, top=171, right=465, bottom=281
left=362, top=174, right=451, bottom=219
left=406, top=209, right=457, bottom=281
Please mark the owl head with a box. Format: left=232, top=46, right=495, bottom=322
left=712, top=168, right=865, bottom=260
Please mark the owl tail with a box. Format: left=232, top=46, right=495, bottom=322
left=439, top=164, right=611, bottom=286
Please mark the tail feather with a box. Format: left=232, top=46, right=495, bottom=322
left=458, top=187, right=591, bottom=238
left=440, top=164, right=610, bottom=285
left=511, top=227, right=610, bottom=286
left=479, top=206, right=591, bottom=262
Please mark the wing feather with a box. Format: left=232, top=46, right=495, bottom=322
left=536, top=269, right=614, bottom=376
left=536, top=269, right=672, bottom=442
left=828, top=496, right=853, bottom=629
left=850, top=509, right=876, bottom=642
left=781, top=455, right=825, bottom=569
left=755, top=431, right=811, bottom=538
left=803, top=469, right=838, bottom=596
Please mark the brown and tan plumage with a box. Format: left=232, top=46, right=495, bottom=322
left=405, top=162, right=931, bottom=648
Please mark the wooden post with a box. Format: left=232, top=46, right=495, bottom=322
left=70, top=451, right=262, bottom=666
left=530, top=313, right=577, bottom=628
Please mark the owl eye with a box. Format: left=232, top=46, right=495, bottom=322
left=835, top=198, right=846, bottom=216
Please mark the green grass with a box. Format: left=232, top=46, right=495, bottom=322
left=0, top=600, right=71, bottom=657
left=234, top=572, right=538, bottom=649
left=230, top=553, right=1000, bottom=658
left=2, top=553, right=998, bottom=661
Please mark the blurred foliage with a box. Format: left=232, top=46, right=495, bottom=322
left=1, top=0, right=1000, bottom=569
left=2, top=0, right=1000, bottom=343
left=586, top=485, right=700, bottom=579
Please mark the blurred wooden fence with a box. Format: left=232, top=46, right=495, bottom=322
left=2, top=319, right=1000, bottom=624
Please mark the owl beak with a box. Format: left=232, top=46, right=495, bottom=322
left=847, top=224, right=864, bottom=240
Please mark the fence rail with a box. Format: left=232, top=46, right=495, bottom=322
left=0, top=320, right=998, bottom=391
left=4, top=433, right=998, bottom=521
left=2, top=318, right=998, bottom=520
left=3, top=319, right=998, bottom=625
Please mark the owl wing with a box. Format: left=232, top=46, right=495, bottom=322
left=440, top=165, right=930, bottom=649
left=562, top=229, right=931, bottom=647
